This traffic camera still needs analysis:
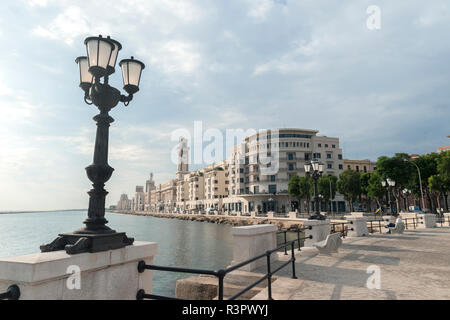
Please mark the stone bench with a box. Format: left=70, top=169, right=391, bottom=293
left=389, top=222, right=405, bottom=234
left=313, top=232, right=342, bottom=254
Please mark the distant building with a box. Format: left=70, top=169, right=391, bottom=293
left=116, top=193, right=132, bottom=210
left=343, top=159, right=376, bottom=173
left=437, top=145, right=450, bottom=154
left=133, top=186, right=145, bottom=211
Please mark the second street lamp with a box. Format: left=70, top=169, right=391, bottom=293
left=382, top=178, right=396, bottom=215
left=304, top=160, right=326, bottom=220
left=41, top=35, right=145, bottom=254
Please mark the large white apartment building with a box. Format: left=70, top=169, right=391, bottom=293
left=223, top=128, right=345, bottom=214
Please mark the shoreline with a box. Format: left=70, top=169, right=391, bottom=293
left=106, top=209, right=310, bottom=229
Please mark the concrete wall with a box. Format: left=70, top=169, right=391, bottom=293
left=0, top=242, right=157, bottom=300
left=230, top=224, right=277, bottom=271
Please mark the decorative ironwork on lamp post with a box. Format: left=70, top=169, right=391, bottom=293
left=304, top=160, right=326, bottom=220
left=381, top=178, right=396, bottom=215
left=41, top=35, right=145, bottom=254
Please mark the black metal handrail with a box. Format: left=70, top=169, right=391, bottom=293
left=403, top=217, right=423, bottom=230
left=330, top=221, right=353, bottom=238
left=277, top=226, right=312, bottom=255
left=436, top=215, right=450, bottom=227
left=0, top=285, right=20, bottom=300
left=367, top=218, right=390, bottom=233
left=137, top=233, right=313, bottom=300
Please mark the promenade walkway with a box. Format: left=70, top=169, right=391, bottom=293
left=250, top=227, right=450, bottom=300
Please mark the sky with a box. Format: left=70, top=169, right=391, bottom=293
left=0, top=0, right=449, bottom=211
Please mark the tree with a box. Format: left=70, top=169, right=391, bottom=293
left=288, top=174, right=312, bottom=213
left=376, top=153, right=413, bottom=213
left=360, top=172, right=372, bottom=212
left=337, top=169, right=361, bottom=212
left=428, top=174, right=446, bottom=212
left=318, top=175, right=337, bottom=212
left=434, top=151, right=450, bottom=212
left=409, top=153, right=439, bottom=213
left=367, top=170, right=386, bottom=208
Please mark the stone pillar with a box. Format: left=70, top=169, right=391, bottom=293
left=267, top=212, right=274, bottom=219
left=288, top=211, right=297, bottom=220
left=0, top=242, right=157, bottom=300
left=304, top=219, right=330, bottom=247
left=444, top=213, right=450, bottom=226
left=345, top=217, right=368, bottom=237
left=417, top=214, right=436, bottom=228
left=230, top=224, right=277, bottom=271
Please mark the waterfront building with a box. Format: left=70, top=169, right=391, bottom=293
left=343, top=159, right=376, bottom=173
left=133, top=186, right=145, bottom=211
left=437, top=145, right=450, bottom=154
left=119, top=128, right=348, bottom=214
left=222, top=128, right=346, bottom=214
left=116, top=193, right=132, bottom=210
left=144, top=173, right=156, bottom=211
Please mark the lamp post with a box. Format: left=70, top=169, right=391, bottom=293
left=41, top=35, right=145, bottom=254
left=403, top=188, right=411, bottom=212
left=304, top=160, right=325, bottom=220
left=381, top=178, right=396, bottom=215
left=404, top=159, right=426, bottom=212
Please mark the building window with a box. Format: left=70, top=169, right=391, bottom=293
left=270, top=175, right=276, bottom=181
left=364, top=166, right=367, bottom=172
left=327, top=154, right=332, bottom=159
left=268, top=184, right=277, bottom=194
left=332, top=144, right=336, bottom=148
left=288, top=163, right=295, bottom=171
left=338, top=154, right=342, bottom=160
left=328, top=164, right=332, bottom=169
left=325, top=144, right=328, bottom=148
left=288, top=153, right=294, bottom=160
left=339, top=164, right=343, bottom=170
left=318, top=143, right=322, bottom=147
left=356, top=166, right=359, bottom=172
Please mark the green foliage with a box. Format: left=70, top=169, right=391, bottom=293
left=376, top=153, right=412, bottom=188
left=318, top=175, right=337, bottom=202
left=288, top=174, right=312, bottom=212
left=437, top=151, right=450, bottom=179
left=337, top=169, right=361, bottom=211
left=367, top=170, right=385, bottom=201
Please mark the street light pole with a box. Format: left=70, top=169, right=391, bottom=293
left=41, top=35, right=145, bottom=254
left=407, top=160, right=426, bottom=212
left=304, top=160, right=325, bottom=220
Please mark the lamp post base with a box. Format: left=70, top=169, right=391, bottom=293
left=308, top=214, right=327, bottom=220
left=40, top=232, right=134, bottom=255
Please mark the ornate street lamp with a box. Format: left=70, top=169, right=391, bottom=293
left=304, top=160, right=325, bottom=220
left=41, top=35, right=145, bottom=254
left=381, top=178, right=396, bottom=215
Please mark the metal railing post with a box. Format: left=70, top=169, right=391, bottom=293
left=291, top=242, right=297, bottom=279
left=283, top=231, right=288, bottom=255
left=297, top=229, right=301, bottom=251
left=266, top=252, right=273, bottom=300
left=217, top=269, right=225, bottom=300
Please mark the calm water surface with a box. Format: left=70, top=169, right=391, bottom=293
left=0, top=210, right=234, bottom=297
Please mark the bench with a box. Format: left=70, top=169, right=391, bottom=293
left=313, top=232, right=343, bottom=254
left=389, top=222, right=405, bottom=234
